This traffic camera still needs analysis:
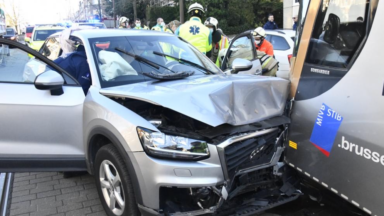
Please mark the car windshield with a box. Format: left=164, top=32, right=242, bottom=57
left=6, top=29, right=14, bottom=35
left=89, top=35, right=220, bottom=88
left=33, top=29, right=63, bottom=41
left=80, top=23, right=106, bottom=29
left=26, top=27, right=34, bottom=33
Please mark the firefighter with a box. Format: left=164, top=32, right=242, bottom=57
left=253, top=27, right=274, bottom=56
left=118, top=16, right=129, bottom=29
left=204, top=17, right=229, bottom=67
left=175, top=2, right=212, bottom=56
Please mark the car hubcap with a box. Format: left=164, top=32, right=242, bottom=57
left=99, top=160, right=125, bottom=215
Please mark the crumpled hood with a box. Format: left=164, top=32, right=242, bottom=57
left=100, top=75, right=290, bottom=127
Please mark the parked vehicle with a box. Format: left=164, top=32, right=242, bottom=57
left=25, top=26, right=34, bottom=41
left=0, top=29, right=298, bottom=216
left=3, top=28, right=18, bottom=42
left=264, top=29, right=295, bottom=79
left=25, top=25, right=65, bottom=52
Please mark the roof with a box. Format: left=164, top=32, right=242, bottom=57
left=265, top=29, right=296, bottom=37
left=34, top=25, right=65, bottom=30
left=70, top=29, right=175, bottom=39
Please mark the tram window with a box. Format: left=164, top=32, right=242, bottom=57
left=305, top=0, right=369, bottom=68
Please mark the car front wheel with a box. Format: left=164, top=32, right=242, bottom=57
left=95, top=144, right=140, bottom=216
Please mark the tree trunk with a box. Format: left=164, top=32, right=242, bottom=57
left=179, top=0, right=184, bottom=23
left=133, top=0, right=137, bottom=20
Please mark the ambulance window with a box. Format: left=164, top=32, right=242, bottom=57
left=305, top=0, right=369, bottom=68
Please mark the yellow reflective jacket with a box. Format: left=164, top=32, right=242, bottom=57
left=176, top=17, right=212, bottom=54
left=215, top=35, right=230, bottom=67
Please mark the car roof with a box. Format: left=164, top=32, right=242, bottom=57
left=70, top=29, right=175, bottom=39
left=265, top=29, right=296, bottom=37
left=34, top=25, right=65, bottom=30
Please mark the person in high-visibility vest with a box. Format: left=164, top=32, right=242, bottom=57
left=168, top=20, right=181, bottom=34
left=175, top=2, right=212, bottom=56
left=133, top=18, right=149, bottom=30
left=204, top=17, right=229, bottom=67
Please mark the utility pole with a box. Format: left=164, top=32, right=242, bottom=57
left=98, top=0, right=102, bottom=20
left=84, top=0, right=87, bottom=20
left=179, top=0, right=184, bottom=23
left=113, top=0, right=116, bottom=28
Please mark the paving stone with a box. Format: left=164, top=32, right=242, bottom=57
left=15, top=173, right=30, bottom=178
left=10, top=204, right=37, bottom=216
left=30, top=176, right=52, bottom=184
left=37, top=190, right=62, bottom=199
left=61, top=185, right=84, bottom=194
left=12, top=189, right=30, bottom=198
left=56, top=192, right=80, bottom=201
left=12, top=194, right=37, bottom=203
left=35, top=172, right=58, bottom=179
left=30, top=185, right=54, bottom=194
left=36, top=180, right=59, bottom=187
left=62, top=195, right=88, bottom=205
left=57, top=203, right=83, bottom=213
left=13, top=180, right=31, bottom=187
left=91, top=205, right=104, bottom=212
left=82, top=198, right=101, bottom=208
left=10, top=201, right=31, bottom=210
left=14, top=174, right=36, bottom=183
left=10, top=173, right=107, bottom=216
left=87, top=211, right=108, bottom=216
left=13, top=184, right=37, bottom=192
left=65, top=207, right=92, bottom=216
left=31, top=197, right=57, bottom=206
left=54, top=182, right=77, bottom=190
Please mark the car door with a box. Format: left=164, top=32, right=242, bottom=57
left=0, top=39, right=86, bottom=172
left=221, top=31, right=262, bottom=75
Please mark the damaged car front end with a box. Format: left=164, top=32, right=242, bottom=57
left=100, top=75, right=300, bottom=216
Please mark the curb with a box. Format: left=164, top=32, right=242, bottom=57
left=0, top=173, right=14, bottom=216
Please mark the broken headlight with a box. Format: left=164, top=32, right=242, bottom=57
left=137, top=127, right=210, bottom=160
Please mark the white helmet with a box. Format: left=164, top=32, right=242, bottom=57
left=253, top=27, right=266, bottom=38
left=119, top=16, right=129, bottom=24
left=187, top=2, right=205, bottom=14
left=204, top=17, right=218, bottom=31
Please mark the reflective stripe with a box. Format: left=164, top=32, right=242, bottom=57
left=220, top=37, right=226, bottom=50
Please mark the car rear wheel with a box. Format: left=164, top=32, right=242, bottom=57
left=95, top=144, right=140, bottom=216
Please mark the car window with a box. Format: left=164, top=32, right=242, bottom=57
left=226, top=36, right=254, bottom=69
left=33, top=29, right=63, bottom=41
left=305, top=0, right=369, bottom=68
left=89, top=35, right=220, bottom=88
left=0, top=45, right=68, bottom=84
left=270, top=36, right=290, bottom=50
left=265, top=35, right=272, bottom=42
left=40, top=37, right=62, bottom=60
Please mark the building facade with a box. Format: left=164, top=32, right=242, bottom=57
left=283, top=0, right=299, bottom=29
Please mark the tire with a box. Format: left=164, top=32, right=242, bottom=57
left=94, top=144, right=140, bottom=216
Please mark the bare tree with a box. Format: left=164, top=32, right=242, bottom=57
left=133, top=0, right=137, bottom=20
left=1, top=0, right=24, bottom=33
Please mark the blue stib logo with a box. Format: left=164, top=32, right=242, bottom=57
left=189, top=26, right=200, bottom=35
left=310, top=103, right=343, bottom=157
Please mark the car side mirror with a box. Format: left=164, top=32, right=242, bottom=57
left=34, top=70, right=64, bottom=96
left=323, top=13, right=340, bottom=44
left=231, top=58, right=253, bottom=74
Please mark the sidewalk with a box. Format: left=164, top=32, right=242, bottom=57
left=9, top=172, right=107, bottom=216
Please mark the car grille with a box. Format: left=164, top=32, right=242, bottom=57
left=224, top=129, right=279, bottom=183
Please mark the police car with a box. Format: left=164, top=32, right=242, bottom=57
left=0, top=29, right=297, bottom=216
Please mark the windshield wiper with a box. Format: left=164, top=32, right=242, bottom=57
left=114, top=47, right=194, bottom=80
left=153, top=51, right=216, bottom=75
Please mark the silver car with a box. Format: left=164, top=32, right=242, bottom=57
left=0, top=29, right=297, bottom=216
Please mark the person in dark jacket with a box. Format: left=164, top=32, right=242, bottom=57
left=263, top=14, right=278, bottom=30
left=53, top=45, right=92, bottom=95
left=293, top=15, right=298, bottom=30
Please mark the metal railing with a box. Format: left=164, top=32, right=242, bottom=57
left=0, top=173, right=13, bottom=216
